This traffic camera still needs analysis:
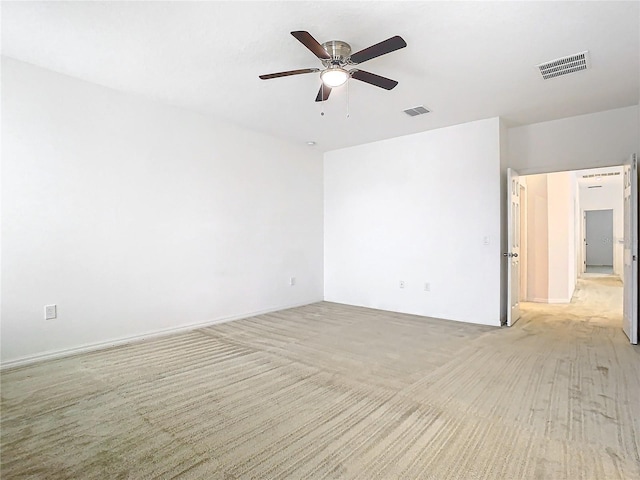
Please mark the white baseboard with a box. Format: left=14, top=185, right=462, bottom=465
left=527, top=297, right=570, bottom=304
left=527, top=297, right=548, bottom=303
left=547, top=298, right=571, bottom=304
left=0, top=299, right=322, bottom=370
left=323, top=299, right=502, bottom=327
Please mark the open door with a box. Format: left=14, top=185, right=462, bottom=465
left=582, top=212, right=587, bottom=275
left=623, top=154, right=638, bottom=344
left=505, top=168, right=521, bottom=326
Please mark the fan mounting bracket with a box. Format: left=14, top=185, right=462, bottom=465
left=320, top=40, right=352, bottom=67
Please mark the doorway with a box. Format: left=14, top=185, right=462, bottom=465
left=515, top=166, right=625, bottom=330
left=585, top=209, right=614, bottom=274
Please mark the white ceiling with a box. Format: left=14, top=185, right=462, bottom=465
left=2, top=1, right=638, bottom=152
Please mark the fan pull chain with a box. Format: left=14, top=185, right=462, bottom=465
left=320, top=82, right=325, bottom=116
left=346, top=78, right=350, bottom=119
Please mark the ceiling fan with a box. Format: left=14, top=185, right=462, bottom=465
left=259, top=31, right=407, bottom=102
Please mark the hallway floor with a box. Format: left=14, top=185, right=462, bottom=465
left=520, top=274, right=623, bottom=329
left=585, top=265, right=615, bottom=274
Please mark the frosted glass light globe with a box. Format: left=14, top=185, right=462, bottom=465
left=321, top=67, right=349, bottom=87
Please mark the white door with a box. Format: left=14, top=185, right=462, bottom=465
left=622, top=154, right=638, bottom=344
left=585, top=209, right=614, bottom=272
left=582, top=212, right=587, bottom=275
left=505, top=168, right=521, bottom=326
left=519, top=184, right=527, bottom=300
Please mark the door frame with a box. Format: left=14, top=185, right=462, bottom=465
left=505, top=168, right=521, bottom=327
left=503, top=159, right=637, bottom=342
left=622, top=153, right=638, bottom=344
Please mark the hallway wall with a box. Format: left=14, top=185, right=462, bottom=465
left=524, top=175, right=549, bottom=302
left=524, top=172, right=577, bottom=303
left=547, top=172, right=576, bottom=303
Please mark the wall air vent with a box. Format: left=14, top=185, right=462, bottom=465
left=537, top=51, right=589, bottom=80
left=403, top=105, right=430, bottom=117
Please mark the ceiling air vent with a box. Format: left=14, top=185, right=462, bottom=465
left=403, top=105, right=430, bottom=117
left=537, top=51, right=589, bottom=80
left=582, top=172, right=620, bottom=179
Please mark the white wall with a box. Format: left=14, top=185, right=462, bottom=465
left=525, top=175, right=549, bottom=302
left=324, top=118, right=502, bottom=326
left=1, top=58, right=324, bottom=365
left=580, top=179, right=624, bottom=275
left=509, top=106, right=639, bottom=175
left=524, top=172, right=577, bottom=303
left=547, top=172, right=576, bottom=303
left=574, top=179, right=582, bottom=281
left=570, top=173, right=579, bottom=293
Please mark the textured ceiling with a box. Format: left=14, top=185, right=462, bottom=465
left=2, top=1, right=638, bottom=152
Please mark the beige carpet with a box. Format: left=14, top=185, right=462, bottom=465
left=2, top=277, right=639, bottom=479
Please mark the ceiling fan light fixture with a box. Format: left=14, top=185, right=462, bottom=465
left=259, top=31, right=406, bottom=102
left=321, top=67, right=349, bottom=87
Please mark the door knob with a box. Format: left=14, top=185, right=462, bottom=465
left=512, top=253, right=518, bottom=258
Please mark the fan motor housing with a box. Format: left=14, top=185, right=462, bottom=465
left=321, top=40, right=352, bottom=66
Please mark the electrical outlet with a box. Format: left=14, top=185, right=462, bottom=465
left=424, top=283, right=431, bottom=292
left=399, top=281, right=405, bottom=289
left=45, top=304, right=57, bottom=320
left=290, top=277, right=296, bottom=286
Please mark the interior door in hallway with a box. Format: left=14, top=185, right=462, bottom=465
left=585, top=209, right=614, bottom=271
left=506, top=168, right=521, bottom=326
left=623, top=153, right=638, bottom=344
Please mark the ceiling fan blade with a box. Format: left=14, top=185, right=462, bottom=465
left=349, top=36, right=407, bottom=64
left=259, top=68, right=320, bottom=80
left=315, top=85, right=332, bottom=102
left=291, top=31, right=331, bottom=60
left=351, top=70, right=398, bottom=90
